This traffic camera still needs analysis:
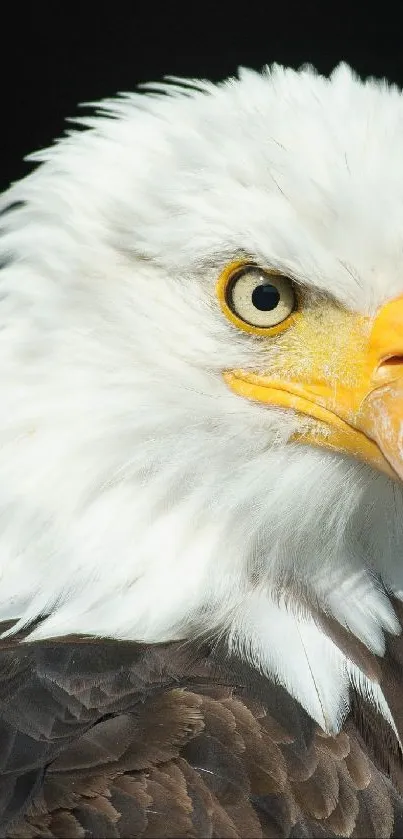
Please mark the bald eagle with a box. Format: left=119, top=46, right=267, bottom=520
left=1, top=62, right=403, bottom=838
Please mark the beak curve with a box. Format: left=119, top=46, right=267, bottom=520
left=358, top=296, right=403, bottom=480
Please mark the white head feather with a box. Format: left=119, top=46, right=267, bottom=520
left=0, top=62, right=403, bottom=732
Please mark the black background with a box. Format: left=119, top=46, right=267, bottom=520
left=1, top=5, right=402, bottom=193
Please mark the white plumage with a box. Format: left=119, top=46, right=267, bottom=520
left=0, top=62, right=403, bottom=735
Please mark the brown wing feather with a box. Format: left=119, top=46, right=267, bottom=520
left=1, top=620, right=403, bottom=838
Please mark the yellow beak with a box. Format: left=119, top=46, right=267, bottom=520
left=224, top=296, right=403, bottom=481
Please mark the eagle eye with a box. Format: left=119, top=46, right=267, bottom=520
left=217, top=262, right=296, bottom=335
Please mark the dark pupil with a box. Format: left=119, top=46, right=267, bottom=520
left=251, top=283, right=280, bottom=311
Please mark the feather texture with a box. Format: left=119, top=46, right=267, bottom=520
left=1, top=626, right=403, bottom=838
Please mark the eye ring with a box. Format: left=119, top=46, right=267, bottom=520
left=217, top=261, right=298, bottom=336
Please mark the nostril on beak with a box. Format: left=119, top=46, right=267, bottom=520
left=373, top=355, right=403, bottom=384
left=382, top=356, right=403, bottom=366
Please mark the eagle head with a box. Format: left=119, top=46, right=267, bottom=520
left=1, top=63, right=403, bottom=733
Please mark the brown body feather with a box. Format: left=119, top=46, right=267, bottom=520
left=0, top=619, right=403, bottom=839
